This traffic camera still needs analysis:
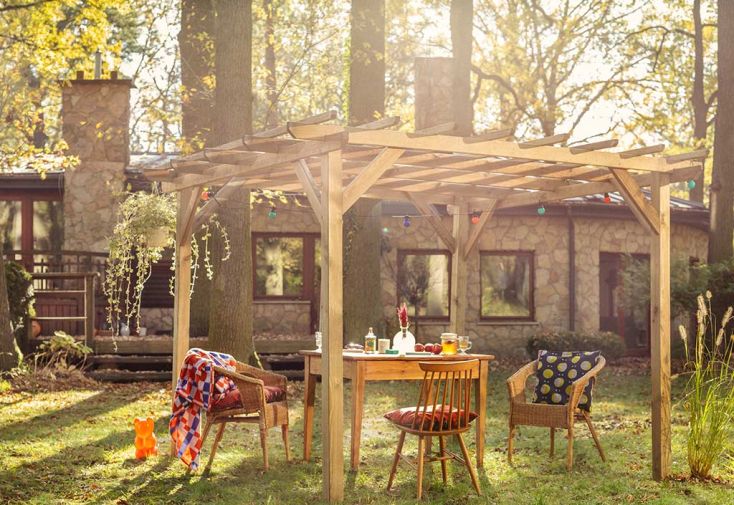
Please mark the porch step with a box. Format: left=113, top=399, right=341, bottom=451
left=87, top=369, right=170, bottom=383
left=90, top=354, right=172, bottom=368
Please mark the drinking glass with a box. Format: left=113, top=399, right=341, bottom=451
left=458, top=335, right=472, bottom=354
left=315, top=331, right=323, bottom=351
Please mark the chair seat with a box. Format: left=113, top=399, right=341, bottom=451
left=384, top=405, right=477, bottom=431
left=211, top=385, right=287, bottom=413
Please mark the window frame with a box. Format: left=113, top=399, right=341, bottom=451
left=479, top=250, right=536, bottom=322
left=396, top=248, right=452, bottom=321
left=0, top=189, right=62, bottom=255
left=251, top=232, right=318, bottom=301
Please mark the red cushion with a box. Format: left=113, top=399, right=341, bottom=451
left=211, top=386, right=286, bottom=412
left=384, top=405, right=477, bottom=430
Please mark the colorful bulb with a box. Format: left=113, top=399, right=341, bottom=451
left=402, top=215, right=411, bottom=228
left=268, top=206, right=277, bottom=219
left=470, top=212, right=481, bottom=225
left=201, top=190, right=213, bottom=201
left=382, top=226, right=389, bottom=234
left=687, top=179, right=696, bottom=190
left=603, top=192, right=611, bottom=204
left=537, top=205, right=546, bottom=216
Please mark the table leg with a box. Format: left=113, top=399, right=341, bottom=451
left=303, top=356, right=316, bottom=461
left=475, top=360, right=488, bottom=468
left=350, top=363, right=365, bottom=470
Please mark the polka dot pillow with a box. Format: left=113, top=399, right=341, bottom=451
left=532, top=350, right=601, bottom=412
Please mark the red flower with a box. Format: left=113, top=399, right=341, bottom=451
left=397, top=303, right=409, bottom=328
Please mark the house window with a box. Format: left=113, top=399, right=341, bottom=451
left=0, top=191, right=63, bottom=254
left=480, top=251, right=534, bottom=320
left=0, top=200, right=22, bottom=251
left=397, top=250, right=451, bottom=319
left=255, top=236, right=305, bottom=297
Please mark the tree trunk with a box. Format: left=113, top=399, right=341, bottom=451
left=208, top=0, right=254, bottom=362
left=264, top=0, right=278, bottom=128
left=179, top=0, right=214, bottom=150
left=344, top=0, right=386, bottom=342
left=709, top=0, right=734, bottom=262
left=180, top=0, right=215, bottom=336
left=349, top=0, right=385, bottom=125
left=0, top=254, right=20, bottom=371
left=450, top=0, right=473, bottom=136
left=690, top=0, right=707, bottom=202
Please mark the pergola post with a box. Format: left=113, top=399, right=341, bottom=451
left=449, top=201, right=470, bottom=335
left=650, top=173, right=671, bottom=480
left=320, top=150, right=345, bottom=501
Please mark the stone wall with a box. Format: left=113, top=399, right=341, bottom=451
left=61, top=78, right=131, bottom=252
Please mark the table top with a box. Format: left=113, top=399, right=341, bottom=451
left=299, top=350, right=495, bottom=361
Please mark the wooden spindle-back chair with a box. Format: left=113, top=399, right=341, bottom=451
left=385, top=360, right=481, bottom=499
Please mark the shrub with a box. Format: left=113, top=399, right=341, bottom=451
left=680, top=293, right=734, bottom=480
left=4, top=261, right=35, bottom=337
left=35, top=331, right=92, bottom=371
left=526, top=330, right=626, bottom=361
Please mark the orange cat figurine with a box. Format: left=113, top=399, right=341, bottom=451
left=134, top=417, right=158, bottom=459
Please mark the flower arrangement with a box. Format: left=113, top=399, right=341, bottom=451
left=397, top=302, right=409, bottom=329
left=104, top=189, right=230, bottom=335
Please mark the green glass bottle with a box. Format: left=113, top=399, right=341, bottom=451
left=364, top=327, right=377, bottom=354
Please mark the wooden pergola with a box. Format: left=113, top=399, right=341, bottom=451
left=146, top=111, right=704, bottom=502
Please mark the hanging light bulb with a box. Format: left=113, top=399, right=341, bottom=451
left=687, top=179, right=697, bottom=190
left=268, top=206, right=277, bottom=219
left=470, top=211, right=481, bottom=225
left=603, top=192, right=612, bottom=204
left=537, top=204, right=546, bottom=216
left=200, top=189, right=214, bottom=201
left=402, top=215, right=411, bottom=228
left=382, top=226, right=390, bottom=234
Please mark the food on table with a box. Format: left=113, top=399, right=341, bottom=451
left=424, top=343, right=434, bottom=353
left=414, top=343, right=425, bottom=352
left=432, top=343, right=443, bottom=355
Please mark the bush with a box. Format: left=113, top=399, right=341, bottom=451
left=4, top=261, right=35, bottom=337
left=35, top=331, right=92, bottom=371
left=526, top=330, right=626, bottom=361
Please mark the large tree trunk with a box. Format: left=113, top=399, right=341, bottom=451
left=348, top=0, right=385, bottom=125
left=690, top=0, right=707, bottom=202
left=208, top=0, right=254, bottom=362
left=709, top=0, right=734, bottom=262
left=343, top=0, right=386, bottom=343
left=180, top=0, right=215, bottom=337
left=0, top=254, right=19, bottom=371
left=450, top=0, right=473, bottom=136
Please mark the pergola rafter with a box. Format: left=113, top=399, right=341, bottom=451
left=148, top=111, right=705, bottom=503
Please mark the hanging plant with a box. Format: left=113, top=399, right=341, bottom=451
left=104, top=190, right=230, bottom=335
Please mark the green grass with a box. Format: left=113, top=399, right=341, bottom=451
left=1, top=366, right=732, bottom=504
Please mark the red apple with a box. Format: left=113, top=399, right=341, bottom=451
left=424, top=343, right=434, bottom=353
left=414, top=343, right=425, bottom=352
left=432, top=343, right=443, bottom=355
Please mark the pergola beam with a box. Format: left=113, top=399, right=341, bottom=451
left=296, top=160, right=323, bottom=225
left=342, top=148, right=404, bottom=211
left=405, top=192, right=456, bottom=252
left=464, top=201, right=497, bottom=259
left=610, top=168, right=660, bottom=234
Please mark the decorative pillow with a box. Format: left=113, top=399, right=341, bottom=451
left=384, top=405, right=478, bottom=430
left=532, top=350, right=601, bottom=412
left=211, top=385, right=287, bottom=412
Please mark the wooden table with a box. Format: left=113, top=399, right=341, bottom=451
left=300, top=350, right=495, bottom=470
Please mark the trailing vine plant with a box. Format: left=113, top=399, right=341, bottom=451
left=104, top=189, right=230, bottom=335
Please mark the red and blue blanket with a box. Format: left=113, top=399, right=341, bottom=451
left=169, top=348, right=238, bottom=470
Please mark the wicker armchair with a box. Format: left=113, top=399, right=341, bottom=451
left=201, top=361, right=290, bottom=471
left=507, top=356, right=606, bottom=470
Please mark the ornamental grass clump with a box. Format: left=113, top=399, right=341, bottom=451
left=679, top=292, right=734, bottom=480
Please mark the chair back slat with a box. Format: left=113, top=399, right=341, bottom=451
left=411, top=360, right=479, bottom=433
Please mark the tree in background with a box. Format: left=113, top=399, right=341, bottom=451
left=709, top=0, right=734, bottom=262
left=207, top=0, right=255, bottom=362
left=343, top=0, right=386, bottom=343
left=450, top=0, right=473, bottom=136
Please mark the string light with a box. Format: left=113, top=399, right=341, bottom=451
left=470, top=211, right=481, bottom=225
left=382, top=226, right=390, bottom=234
left=537, top=204, right=546, bottom=216
left=603, top=192, right=612, bottom=204
left=200, top=189, right=214, bottom=201
left=268, top=206, right=277, bottom=219
left=402, top=215, right=411, bottom=228
left=687, top=179, right=696, bottom=190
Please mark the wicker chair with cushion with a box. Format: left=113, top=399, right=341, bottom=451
left=202, top=361, right=290, bottom=471
left=507, top=352, right=606, bottom=470
left=384, top=360, right=481, bottom=499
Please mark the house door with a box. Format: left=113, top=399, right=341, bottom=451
left=599, top=252, right=651, bottom=356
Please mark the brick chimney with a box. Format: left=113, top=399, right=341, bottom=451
left=61, top=71, right=133, bottom=252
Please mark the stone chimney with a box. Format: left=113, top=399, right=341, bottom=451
left=61, top=70, right=133, bottom=252
left=414, top=57, right=454, bottom=130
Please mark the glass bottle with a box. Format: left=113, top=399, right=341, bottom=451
left=364, top=327, right=377, bottom=354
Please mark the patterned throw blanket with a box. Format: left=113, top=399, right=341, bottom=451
left=169, top=348, right=238, bottom=470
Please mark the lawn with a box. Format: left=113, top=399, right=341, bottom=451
left=1, top=364, right=732, bottom=504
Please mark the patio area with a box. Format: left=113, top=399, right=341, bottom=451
left=1, top=364, right=732, bottom=504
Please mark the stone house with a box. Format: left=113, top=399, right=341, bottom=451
left=0, top=74, right=709, bottom=358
